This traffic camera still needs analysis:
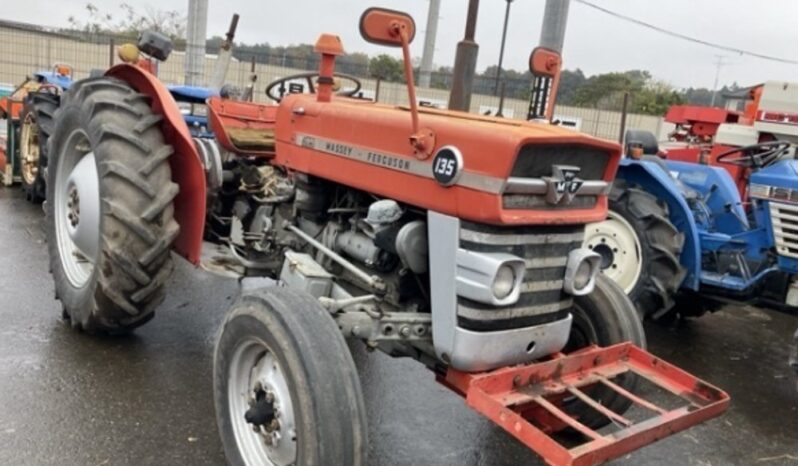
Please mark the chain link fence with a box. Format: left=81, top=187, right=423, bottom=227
left=0, top=20, right=668, bottom=142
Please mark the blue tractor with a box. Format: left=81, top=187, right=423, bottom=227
left=585, top=136, right=798, bottom=321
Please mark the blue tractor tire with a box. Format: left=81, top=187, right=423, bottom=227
left=588, top=179, right=687, bottom=320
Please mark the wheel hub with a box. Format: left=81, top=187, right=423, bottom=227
left=584, top=211, right=642, bottom=294
left=245, top=384, right=280, bottom=439
left=64, top=152, right=100, bottom=261
left=229, top=341, right=297, bottom=466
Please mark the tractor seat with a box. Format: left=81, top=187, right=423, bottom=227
left=227, top=127, right=276, bottom=152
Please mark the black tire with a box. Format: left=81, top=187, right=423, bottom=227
left=607, top=179, right=687, bottom=320
left=19, top=92, right=59, bottom=202
left=214, top=288, right=368, bottom=466
left=46, top=77, right=179, bottom=333
left=563, top=274, right=646, bottom=429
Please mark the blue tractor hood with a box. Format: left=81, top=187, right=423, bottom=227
left=33, top=71, right=73, bottom=90
left=167, top=85, right=218, bottom=104
left=750, top=159, right=798, bottom=190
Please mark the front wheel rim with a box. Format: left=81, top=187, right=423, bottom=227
left=584, top=211, right=643, bottom=294
left=228, top=338, right=298, bottom=466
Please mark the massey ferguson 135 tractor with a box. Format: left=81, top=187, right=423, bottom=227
left=45, top=8, right=728, bottom=466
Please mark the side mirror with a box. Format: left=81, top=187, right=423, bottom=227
left=359, top=7, right=416, bottom=47
left=528, top=47, right=561, bottom=77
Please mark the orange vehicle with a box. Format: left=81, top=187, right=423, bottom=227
left=44, top=8, right=727, bottom=466
left=0, top=65, right=72, bottom=199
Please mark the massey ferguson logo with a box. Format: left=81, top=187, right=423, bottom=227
left=543, top=165, right=584, bottom=205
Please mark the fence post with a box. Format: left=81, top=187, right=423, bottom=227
left=618, top=91, right=629, bottom=144
left=108, top=38, right=115, bottom=68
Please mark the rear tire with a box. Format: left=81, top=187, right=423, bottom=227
left=214, top=288, right=368, bottom=466
left=46, top=77, right=179, bottom=333
left=19, top=92, right=59, bottom=202
left=563, top=274, right=646, bottom=429
left=586, top=179, right=687, bottom=320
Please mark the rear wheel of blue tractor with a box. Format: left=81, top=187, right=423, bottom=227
left=585, top=179, right=687, bottom=321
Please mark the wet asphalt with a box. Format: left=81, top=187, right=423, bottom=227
left=1, top=186, right=797, bottom=466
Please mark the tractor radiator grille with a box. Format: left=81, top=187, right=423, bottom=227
left=770, top=201, right=798, bottom=259
left=457, top=221, right=583, bottom=331
left=503, top=144, right=611, bottom=210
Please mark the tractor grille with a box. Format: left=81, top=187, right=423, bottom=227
left=770, top=201, right=798, bottom=259
left=503, top=144, right=611, bottom=210
left=457, top=221, right=583, bottom=331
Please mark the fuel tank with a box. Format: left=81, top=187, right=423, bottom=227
left=274, top=94, right=621, bottom=226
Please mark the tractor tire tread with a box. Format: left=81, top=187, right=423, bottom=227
left=610, top=179, right=687, bottom=320
left=47, top=77, right=178, bottom=334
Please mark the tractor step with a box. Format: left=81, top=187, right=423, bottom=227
left=440, top=343, right=729, bottom=466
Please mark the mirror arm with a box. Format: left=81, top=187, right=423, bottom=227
left=392, top=22, right=435, bottom=159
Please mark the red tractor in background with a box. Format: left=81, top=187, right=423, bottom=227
left=44, top=7, right=728, bottom=466
left=633, top=82, right=798, bottom=202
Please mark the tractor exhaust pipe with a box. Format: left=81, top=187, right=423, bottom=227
left=448, top=0, right=479, bottom=112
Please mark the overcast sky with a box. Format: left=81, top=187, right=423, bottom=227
left=4, top=0, right=798, bottom=89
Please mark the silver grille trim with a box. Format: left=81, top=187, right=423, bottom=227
left=458, top=299, right=572, bottom=321
left=504, top=177, right=612, bottom=196
left=770, top=201, right=798, bottom=259
left=460, top=229, right=585, bottom=246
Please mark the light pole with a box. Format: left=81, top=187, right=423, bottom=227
left=494, top=0, right=514, bottom=95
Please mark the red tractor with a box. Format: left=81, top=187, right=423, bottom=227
left=45, top=8, right=727, bottom=466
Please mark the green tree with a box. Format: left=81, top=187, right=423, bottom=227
left=67, top=2, right=186, bottom=39
left=369, top=54, right=404, bottom=82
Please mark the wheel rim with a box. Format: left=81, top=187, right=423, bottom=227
left=20, top=112, right=40, bottom=185
left=584, top=211, right=642, bottom=294
left=228, top=338, right=298, bottom=466
left=54, top=129, right=100, bottom=288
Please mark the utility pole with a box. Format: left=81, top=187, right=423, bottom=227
left=448, top=0, right=480, bottom=111
left=710, top=55, right=728, bottom=107
left=419, top=0, right=441, bottom=88
left=539, top=0, right=571, bottom=53
left=494, top=0, right=514, bottom=95
left=185, top=0, right=208, bottom=86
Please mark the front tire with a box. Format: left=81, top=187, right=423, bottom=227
left=214, top=288, right=368, bottom=466
left=563, top=274, right=646, bottom=429
left=47, top=77, right=179, bottom=333
left=585, top=179, right=687, bottom=320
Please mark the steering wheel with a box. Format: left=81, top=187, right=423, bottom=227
left=265, top=72, right=362, bottom=102
left=715, top=141, right=792, bottom=170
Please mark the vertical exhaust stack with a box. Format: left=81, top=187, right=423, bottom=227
left=448, top=0, right=480, bottom=112
left=185, top=0, right=208, bottom=86
left=208, top=14, right=240, bottom=91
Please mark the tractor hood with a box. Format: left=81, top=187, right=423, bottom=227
left=273, top=94, right=621, bottom=226
left=750, top=159, right=798, bottom=192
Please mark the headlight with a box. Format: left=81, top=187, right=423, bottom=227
left=563, top=248, right=601, bottom=296
left=573, top=260, right=593, bottom=290
left=492, top=265, right=516, bottom=299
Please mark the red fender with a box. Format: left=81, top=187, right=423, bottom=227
left=106, top=64, right=206, bottom=265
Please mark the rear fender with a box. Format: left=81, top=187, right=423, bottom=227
left=106, top=64, right=206, bottom=264
left=616, top=159, right=701, bottom=290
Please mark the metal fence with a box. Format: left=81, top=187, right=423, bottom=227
left=0, top=20, right=667, bottom=141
